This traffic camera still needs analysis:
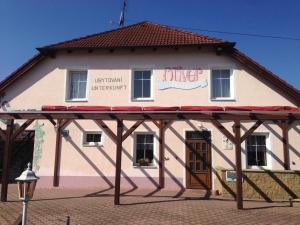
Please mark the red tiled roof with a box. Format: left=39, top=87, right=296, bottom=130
left=39, top=21, right=233, bottom=51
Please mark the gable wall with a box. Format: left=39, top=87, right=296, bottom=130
left=2, top=47, right=296, bottom=109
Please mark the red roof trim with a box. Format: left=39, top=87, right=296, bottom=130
left=67, top=106, right=111, bottom=111
left=180, top=106, right=223, bottom=111
left=223, top=106, right=299, bottom=111
left=41, top=105, right=67, bottom=111
left=40, top=105, right=300, bottom=112
left=143, top=106, right=179, bottom=111
left=111, top=106, right=143, bottom=111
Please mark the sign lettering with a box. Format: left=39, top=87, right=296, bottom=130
left=158, top=67, right=207, bottom=90
left=91, top=76, right=127, bottom=91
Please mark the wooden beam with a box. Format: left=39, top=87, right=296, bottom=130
left=274, top=119, right=295, bottom=170
left=11, top=119, right=34, bottom=141
left=210, top=119, right=236, bottom=144
left=60, top=119, right=71, bottom=129
left=53, top=118, right=71, bottom=187
left=122, top=120, right=143, bottom=142
left=53, top=120, right=63, bottom=187
left=151, top=120, right=161, bottom=129
left=47, top=118, right=56, bottom=126
left=0, top=127, right=6, bottom=140
left=0, top=111, right=299, bottom=121
left=158, top=120, right=166, bottom=188
left=274, top=121, right=291, bottom=170
left=1, top=119, right=14, bottom=202
left=42, top=114, right=56, bottom=126
left=233, top=120, right=243, bottom=209
left=241, top=120, right=263, bottom=143
left=95, top=120, right=117, bottom=142
left=281, top=124, right=290, bottom=170
left=114, top=119, right=124, bottom=205
left=164, top=120, right=172, bottom=129
left=9, top=113, right=21, bottom=119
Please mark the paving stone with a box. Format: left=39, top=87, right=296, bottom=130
left=0, top=184, right=299, bottom=224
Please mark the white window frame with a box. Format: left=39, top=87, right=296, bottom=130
left=82, top=130, right=103, bottom=147
left=131, top=69, right=154, bottom=101
left=209, top=68, right=235, bottom=101
left=65, top=69, right=89, bottom=102
left=244, top=132, right=272, bottom=170
left=133, top=132, right=156, bottom=167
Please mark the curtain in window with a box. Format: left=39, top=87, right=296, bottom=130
left=212, top=70, right=221, bottom=98
left=212, top=69, right=230, bottom=98
left=69, top=71, right=87, bottom=99
left=221, top=70, right=230, bottom=97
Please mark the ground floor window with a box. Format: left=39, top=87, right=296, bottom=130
left=134, top=133, right=154, bottom=166
left=246, top=134, right=268, bottom=167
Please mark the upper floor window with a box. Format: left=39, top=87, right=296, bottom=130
left=211, top=69, right=233, bottom=100
left=66, top=70, right=87, bottom=101
left=246, top=134, right=268, bottom=167
left=132, top=70, right=152, bottom=100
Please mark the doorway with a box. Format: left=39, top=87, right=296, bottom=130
left=185, top=131, right=211, bottom=189
left=0, top=130, right=35, bottom=182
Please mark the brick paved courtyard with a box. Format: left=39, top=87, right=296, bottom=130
left=0, top=184, right=299, bottom=225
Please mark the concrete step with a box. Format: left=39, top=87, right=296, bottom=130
left=291, top=199, right=300, bottom=208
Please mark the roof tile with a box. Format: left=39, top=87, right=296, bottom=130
left=40, top=21, right=231, bottom=50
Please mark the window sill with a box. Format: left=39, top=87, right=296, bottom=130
left=210, top=98, right=235, bottom=102
left=82, top=144, right=103, bottom=147
left=246, top=166, right=270, bottom=170
left=65, top=99, right=88, bottom=102
left=133, top=165, right=157, bottom=169
left=131, top=98, right=154, bottom=102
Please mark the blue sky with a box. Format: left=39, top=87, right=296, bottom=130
left=1, top=0, right=300, bottom=89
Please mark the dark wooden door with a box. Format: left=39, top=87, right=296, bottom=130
left=186, top=139, right=211, bottom=189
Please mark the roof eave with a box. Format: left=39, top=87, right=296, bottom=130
left=37, top=42, right=236, bottom=54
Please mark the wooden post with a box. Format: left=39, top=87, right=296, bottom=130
left=114, top=119, right=123, bottom=205
left=280, top=123, right=290, bottom=170
left=274, top=120, right=293, bottom=170
left=158, top=120, right=165, bottom=189
left=53, top=120, right=62, bottom=187
left=233, top=120, right=243, bottom=209
left=1, top=119, right=14, bottom=202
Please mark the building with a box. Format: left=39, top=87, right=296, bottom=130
left=0, top=21, right=300, bottom=209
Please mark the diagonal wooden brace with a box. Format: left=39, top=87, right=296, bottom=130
left=241, top=120, right=263, bottom=143
left=122, top=120, right=144, bottom=142
left=210, top=119, right=236, bottom=144
left=95, top=120, right=117, bottom=142
left=11, top=119, right=34, bottom=141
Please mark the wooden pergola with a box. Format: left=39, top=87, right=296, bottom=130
left=0, top=109, right=299, bottom=209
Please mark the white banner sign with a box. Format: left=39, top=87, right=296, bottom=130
left=157, top=66, right=208, bottom=90
left=157, top=79, right=208, bottom=90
